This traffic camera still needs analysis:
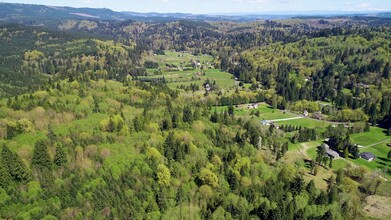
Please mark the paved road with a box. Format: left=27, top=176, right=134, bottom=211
left=360, top=138, right=391, bottom=149
left=268, top=116, right=303, bottom=122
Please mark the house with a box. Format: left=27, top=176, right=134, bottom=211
left=322, top=143, right=340, bottom=159
left=327, top=150, right=340, bottom=159
left=303, top=110, right=309, bottom=117
left=360, top=152, right=376, bottom=161
left=247, top=103, right=259, bottom=109
left=261, top=120, right=270, bottom=126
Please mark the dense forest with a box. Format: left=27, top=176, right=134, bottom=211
left=1, top=2, right=391, bottom=219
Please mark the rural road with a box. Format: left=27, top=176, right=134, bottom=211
left=268, top=116, right=303, bottom=122
left=361, top=138, right=391, bottom=149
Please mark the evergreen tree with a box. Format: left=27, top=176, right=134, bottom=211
left=1, top=146, right=29, bottom=181
left=163, top=132, right=176, bottom=161
left=306, top=180, right=317, bottom=200
left=336, top=169, right=344, bottom=185
left=183, top=106, right=193, bottom=124
left=343, top=146, right=349, bottom=158
left=54, top=146, right=67, bottom=166
left=369, top=103, right=377, bottom=125
left=228, top=104, right=234, bottom=116
left=32, top=140, right=52, bottom=169
left=350, top=145, right=360, bottom=159
left=364, top=123, right=370, bottom=132
left=316, top=145, right=327, bottom=165
left=383, top=62, right=390, bottom=79
left=0, top=165, right=11, bottom=188
left=47, top=124, right=56, bottom=141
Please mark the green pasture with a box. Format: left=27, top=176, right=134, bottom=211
left=351, top=127, right=390, bottom=146
left=278, top=118, right=332, bottom=129
left=212, top=103, right=297, bottom=120
left=146, top=50, right=213, bottom=66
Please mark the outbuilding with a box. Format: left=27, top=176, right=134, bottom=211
left=360, top=152, right=376, bottom=161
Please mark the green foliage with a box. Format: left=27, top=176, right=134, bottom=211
left=6, top=118, right=33, bottom=139
left=0, top=165, right=12, bottom=188
left=31, top=140, right=52, bottom=169
left=198, top=168, right=219, bottom=188
left=156, top=164, right=171, bottom=187
left=54, top=146, right=67, bottom=167
left=0, top=18, right=388, bottom=219
left=1, top=146, right=29, bottom=181
left=100, top=114, right=129, bottom=135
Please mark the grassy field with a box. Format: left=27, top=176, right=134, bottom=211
left=212, top=103, right=297, bottom=120
left=278, top=118, right=332, bottom=129
left=142, top=51, right=236, bottom=90
left=146, top=50, right=213, bottom=66
left=351, top=127, right=390, bottom=146
left=349, top=142, right=391, bottom=175
left=299, top=126, right=391, bottom=177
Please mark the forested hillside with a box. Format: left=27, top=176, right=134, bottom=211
left=227, top=27, right=391, bottom=125
left=0, top=76, right=375, bottom=219
left=1, top=3, right=391, bottom=219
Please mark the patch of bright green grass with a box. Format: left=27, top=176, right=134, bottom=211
left=212, top=103, right=297, bottom=120
left=332, top=159, right=348, bottom=170
left=351, top=127, right=389, bottom=146
left=278, top=118, right=331, bottom=129
left=53, top=113, right=107, bottom=136
left=347, top=142, right=391, bottom=177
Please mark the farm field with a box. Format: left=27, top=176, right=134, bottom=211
left=142, top=51, right=237, bottom=90
left=146, top=50, right=214, bottom=66
left=351, top=127, right=390, bottom=146
left=278, top=117, right=332, bottom=129
left=212, top=103, right=297, bottom=120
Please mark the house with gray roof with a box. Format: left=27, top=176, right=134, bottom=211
left=360, top=152, right=376, bottom=161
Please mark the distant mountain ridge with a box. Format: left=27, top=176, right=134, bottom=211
left=0, top=2, right=391, bottom=24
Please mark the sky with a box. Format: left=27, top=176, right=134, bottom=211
left=2, top=0, right=391, bottom=14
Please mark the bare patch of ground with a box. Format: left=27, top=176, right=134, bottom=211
left=363, top=195, right=391, bottom=219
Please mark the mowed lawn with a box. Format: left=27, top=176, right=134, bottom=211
left=351, top=127, right=390, bottom=146
left=278, top=118, right=332, bottom=129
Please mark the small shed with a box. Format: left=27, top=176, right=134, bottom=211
left=360, top=152, right=376, bottom=161
left=303, top=110, right=309, bottom=117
